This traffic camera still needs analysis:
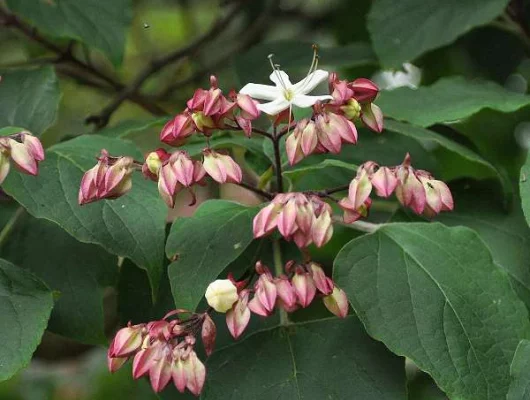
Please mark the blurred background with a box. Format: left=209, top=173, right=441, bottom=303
left=1, top=0, right=529, bottom=398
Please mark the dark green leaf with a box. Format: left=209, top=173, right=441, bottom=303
left=520, top=153, right=530, bottom=226
left=0, top=258, right=53, bottom=381
left=507, top=340, right=530, bottom=400
left=384, top=119, right=499, bottom=182
left=368, top=0, right=510, bottom=67
left=378, top=77, right=530, bottom=127
left=6, top=0, right=133, bottom=65
left=0, top=127, right=26, bottom=137
left=0, top=67, right=60, bottom=136
left=199, top=317, right=406, bottom=399
left=334, top=223, right=530, bottom=400
left=2, top=214, right=117, bottom=344
left=2, top=135, right=166, bottom=296
left=166, top=200, right=258, bottom=311
left=284, top=159, right=357, bottom=191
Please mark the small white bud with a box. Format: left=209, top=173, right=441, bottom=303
left=205, top=279, right=238, bottom=313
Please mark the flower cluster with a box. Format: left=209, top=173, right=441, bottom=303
left=285, top=74, right=383, bottom=166
left=78, top=150, right=137, bottom=205
left=253, top=192, right=333, bottom=248
left=205, top=261, right=348, bottom=339
left=160, top=75, right=260, bottom=145
left=107, top=310, right=215, bottom=395
left=338, top=154, right=454, bottom=222
left=0, top=131, right=44, bottom=185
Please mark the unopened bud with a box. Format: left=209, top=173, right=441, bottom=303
left=341, top=98, right=361, bottom=120
left=205, top=279, right=238, bottom=313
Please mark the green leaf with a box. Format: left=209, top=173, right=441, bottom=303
left=0, top=127, right=26, bottom=137
left=165, top=200, right=258, bottom=311
left=284, top=159, right=357, bottom=191
left=0, top=258, right=53, bottom=381
left=2, top=135, right=166, bottom=296
left=0, top=67, right=60, bottom=136
left=197, top=317, right=406, bottom=399
left=378, top=77, right=530, bottom=127
left=368, top=0, right=510, bottom=67
left=99, top=118, right=169, bottom=139
left=2, top=214, right=117, bottom=345
left=180, top=132, right=264, bottom=158
left=334, top=223, right=530, bottom=400
left=235, top=41, right=376, bottom=86
left=520, top=153, right=530, bottom=226
left=507, top=340, right=530, bottom=400
left=384, top=119, right=499, bottom=182
left=6, top=0, right=132, bottom=65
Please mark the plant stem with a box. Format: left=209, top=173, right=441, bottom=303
left=234, top=181, right=274, bottom=200
left=272, top=239, right=289, bottom=325
left=332, top=216, right=381, bottom=233
left=272, top=126, right=284, bottom=193
left=0, top=207, right=24, bottom=249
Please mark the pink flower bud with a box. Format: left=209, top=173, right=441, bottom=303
left=142, top=149, right=169, bottom=181
left=237, top=93, right=260, bottom=120
left=254, top=272, right=277, bottom=313
left=0, top=149, right=10, bottom=185
left=201, top=314, right=216, bottom=357
left=315, top=114, right=343, bottom=154
left=9, top=139, right=38, bottom=175
left=340, top=198, right=371, bottom=224
left=277, top=199, right=298, bottom=237
left=133, top=346, right=159, bottom=379
left=102, top=156, right=135, bottom=199
left=248, top=295, right=271, bottom=316
left=419, top=175, right=454, bottom=217
left=202, top=149, right=242, bottom=184
left=371, top=166, right=398, bottom=197
left=149, top=350, right=172, bottom=393
left=311, top=209, right=333, bottom=248
left=323, top=286, right=349, bottom=318
left=291, top=269, right=317, bottom=308
left=226, top=289, right=251, bottom=339
left=172, top=352, right=188, bottom=393
left=300, top=120, right=318, bottom=156
left=108, top=355, right=128, bottom=373
left=274, top=276, right=297, bottom=309
left=395, top=155, right=426, bottom=214
left=309, top=263, right=333, bottom=295
left=347, top=170, right=373, bottom=209
left=203, top=88, right=223, bottom=116
left=160, top=114, right=195, bottom=146
left=21, top=132, right=44, bottom=161
left=253, top=202, right=280, bottom=238
left=109, top=323, right=145, bottom=358
left=184, top=351, right=206, bottom=396
left=361, top=103, right=384, bottom=133
left=286, top=131, right=304, bottom=166
left=350, top=78, right=379, bottom=103
left=331, top=80, right=354, bottom=105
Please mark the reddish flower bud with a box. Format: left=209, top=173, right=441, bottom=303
left=350, top=78, right=379, bottom=103
left=237, top=93, right=260, bottom=120
left=109, top=323, right=145, bottom=358
left=361, top=103, right=384, bottom=133
left=133, top=345, right=159, bottom=379
left=202, top=149, right=242, bottom=184
left=201, top=314, right=216, bottom=356
left=311, top=206, right=333, bottom=248
left=323, top=286, right=349, bottom=318
left=108, top=354, right=128, bottom=373
left=172, top=351, right=188, bottom=393
left=21, top=132, right=44, bottom=161
left=226, top=289, right=251, bottom=339
left=254, top=272, right=277, bottom=313
left=309, top=263, right=333, bottom=295
left=419, top=174, right=454, bottom=217
left=8, top=139, right=38, bottom=175
left=253, top=202, right=281, bottom=238
left=395, top=154, right=426, bottom=215
left=149, top=348, right=172, bottom=393
left=160, top=114, right=195, bottom=146
left=0, top=145, right=10, bottom=185
left=292, top=269, right=317, bottom=308
left=274, top=276, right=297, bottom=309
left=371, top=166, right=398, bottom=197
left=184, top=351, right=206, bottom=396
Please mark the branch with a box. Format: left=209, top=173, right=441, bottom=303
left=0, top=6, right=166, bottom=117
left=86, top=1, right=247, bottom=128
left=272, top=126, right=284, bottom=193
left=235, top=181, right=274, bottom=200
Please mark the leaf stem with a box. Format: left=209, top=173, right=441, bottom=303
left=272, top=239, right=289, bottom=325
left=0, top=207, right=25, bottom=249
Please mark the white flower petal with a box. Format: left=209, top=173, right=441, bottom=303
left=258, top=98, right=290, bottom=115
left=239, top=83, right=280, bottom=101
left=291, top=69, right=330, bottom=94
left=269, top=70, right=293, bottom=88
left=292, top=94, right=333, bottom=108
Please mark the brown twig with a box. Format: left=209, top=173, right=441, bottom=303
left=0, top=5, right=166, bottom=116
left=235, top=181, right=274, bottom=200
left=86, top=1, right=247, bottom=129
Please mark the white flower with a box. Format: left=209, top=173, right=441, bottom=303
left=205, top=279, right=238, bottom=313
left=239, top=70, right=333, bottom=115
